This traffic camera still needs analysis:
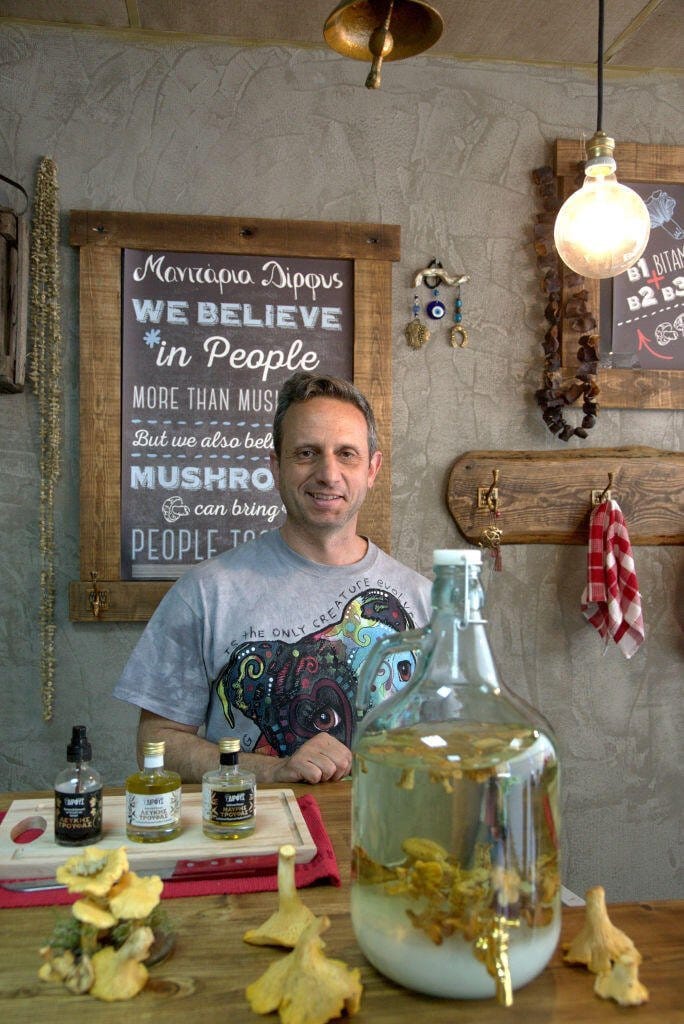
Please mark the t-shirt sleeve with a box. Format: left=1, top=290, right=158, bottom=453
left=112, top=583, right=211, bottom=727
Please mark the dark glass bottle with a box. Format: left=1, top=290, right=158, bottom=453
left=54, top=725, right=103, bottom=846
left=351, top=549, right=561, bottom=1004
left=202, top=738, right=256, bottom=839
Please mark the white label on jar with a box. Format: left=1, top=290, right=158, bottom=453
left=126, top=789, right=180, bottom=827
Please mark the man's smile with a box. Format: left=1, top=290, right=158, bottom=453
left=308, top=491, right=344, bottom=505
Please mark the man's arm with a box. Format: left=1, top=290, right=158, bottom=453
left=137, top=709, right=352, bottom=784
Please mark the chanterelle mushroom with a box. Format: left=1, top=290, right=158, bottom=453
left=55, top=847, right=128, bottom=898
left=246, top=915, right=362, bottom=1024
left=72, top=898, right=117, bottom=930
left=38, top=948, right=95, bottom=994
left=108, top=871, right=164, bottom=920
left=594, top=953, right=649, bottom=1006
left=563, top=885, right=639, bottom=974
left=244, top=844, right=316, bottom=948
left=90, top=925, right=154, bottom=1002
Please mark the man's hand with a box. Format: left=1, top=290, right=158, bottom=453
left=136, top=709, right=351, bottom=784
left=270, top=734, right=352, bottom=784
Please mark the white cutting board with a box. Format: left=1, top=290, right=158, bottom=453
left=0, top=789, right=316, bottom=879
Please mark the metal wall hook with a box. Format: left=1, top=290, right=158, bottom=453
left=88, top=571, right=108, bottom=618
left=478, top=469, right=500, bottom=510
left=591, top=471, right=615, bottom=506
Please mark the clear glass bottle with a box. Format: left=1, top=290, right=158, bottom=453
left=202, top=738, right=256, bottom=839
left=351, top=549, right=561, bottom=1005
left=125, top=740, right=182, bottom=843
left=54, top=725, right=103, bottom=846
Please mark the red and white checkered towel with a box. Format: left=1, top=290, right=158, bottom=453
left=581, top=498, right=645, bottom=659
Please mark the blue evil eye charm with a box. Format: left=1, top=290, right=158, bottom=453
left=427, top=299, right=446, bottom=320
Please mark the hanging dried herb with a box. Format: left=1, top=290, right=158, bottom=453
left=28, top=157, right=63, bottom=721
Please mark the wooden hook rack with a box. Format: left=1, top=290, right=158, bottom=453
left=447, top=447, right=683, bottom=545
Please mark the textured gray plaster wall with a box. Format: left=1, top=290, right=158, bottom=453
left=0, top=24, right=682, bottom=901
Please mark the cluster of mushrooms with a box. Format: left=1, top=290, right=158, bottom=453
left=38, top=846, right=167, bottom=1001
left=244, top=844, right=362, bottom=1024
left=38, top=842, right=361, bottom=1021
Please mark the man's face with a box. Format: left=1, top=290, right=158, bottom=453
left=270, top=397, right=382, bottom=541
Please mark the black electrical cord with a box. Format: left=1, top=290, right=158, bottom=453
left=596, top=0, right=605, bottom=133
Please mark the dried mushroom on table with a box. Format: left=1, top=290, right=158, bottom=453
left=246, top=916, right=362, bottom=1024
left=563, top=885, right=649, bottom=1006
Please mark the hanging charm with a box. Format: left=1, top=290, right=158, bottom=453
left=479, top=520, right=503, bottom=572
left=405, top=292, right=431, bottom=349
left=450, top=284, right=468, bottom=347
left=409, top=261, right=470, bottom=346
left=426, top=286, right=446, bottom=320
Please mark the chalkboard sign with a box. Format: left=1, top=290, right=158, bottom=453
left=121, top=249, right=353, bottom=579
left=68, top=210, right=400, bottom=621
left=610, top=182, right=684, bottom=371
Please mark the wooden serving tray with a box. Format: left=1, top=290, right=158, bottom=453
left=0, top=789, right=316, bottom=880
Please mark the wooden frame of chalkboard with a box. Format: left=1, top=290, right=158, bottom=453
left=68, top=211, right=400, bottom=622
left=554, top=139, right=684, bottom=410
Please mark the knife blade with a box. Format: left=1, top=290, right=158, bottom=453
left=1, top=854, right=280, bottom=892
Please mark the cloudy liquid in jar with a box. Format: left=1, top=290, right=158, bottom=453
left=351, top=721, right=561, bottom=999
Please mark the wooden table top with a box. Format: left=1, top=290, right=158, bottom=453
left=0, top=783, right=682, bottom=1024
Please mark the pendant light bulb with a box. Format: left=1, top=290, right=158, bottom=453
left=554, top=132, right=651, bottom=279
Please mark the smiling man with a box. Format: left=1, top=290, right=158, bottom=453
left=114, top=373, right=432, bottom=784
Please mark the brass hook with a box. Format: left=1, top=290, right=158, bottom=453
left=88, top=571, right=109, bottom=618
left=89, top=572, right=102, bottom=619
left=591, top=471, right=615, bottom=507
left=478, top=469, right=500, bottom=510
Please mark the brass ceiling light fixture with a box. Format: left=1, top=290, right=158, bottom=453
left=324, top=0, right=443, bottom=89
left=554, top=0, right=651, bottom=278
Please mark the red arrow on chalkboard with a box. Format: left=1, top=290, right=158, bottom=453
left=637, top=329, right=673, bottom=360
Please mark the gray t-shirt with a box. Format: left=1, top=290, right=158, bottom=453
left=114, top=531, right=432, bottom=755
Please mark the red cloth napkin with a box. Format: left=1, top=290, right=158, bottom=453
left=581, top=498, right=645, bottom=659
left=0, top=794, right=339, bottom=910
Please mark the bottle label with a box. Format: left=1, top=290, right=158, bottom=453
left=126, top=789, right=181, bottom=827
left=203, top=786, right=255, bottom=823
left=54, top=790, right=103, bottom=843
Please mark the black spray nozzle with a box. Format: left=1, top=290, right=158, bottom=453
left=67, top=725, right=92, bottom=762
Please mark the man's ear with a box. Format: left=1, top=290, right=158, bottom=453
left=367, top=450, right=383, bottom=489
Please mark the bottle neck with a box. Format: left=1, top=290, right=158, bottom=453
left=143, top=755, right=164, bottom=770
left=220, top=753, right=239, bottom=769
left=429, top=563, right=499, bottom=691
left=431, top=563, right=486, bottom=624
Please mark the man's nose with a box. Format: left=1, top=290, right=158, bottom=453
left=315, top=450, right=341, bottom=482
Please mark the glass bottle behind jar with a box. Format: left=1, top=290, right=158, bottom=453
left=54, top=725, right=103, bottom=846
left=125, top=740, right=182, bottom=843
left=202, top=738, right=256, bottom=839
left=351, top=549, right=561, bottom=1004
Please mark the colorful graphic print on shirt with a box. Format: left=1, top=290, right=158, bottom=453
left=214, top=589, right=417, bottom=756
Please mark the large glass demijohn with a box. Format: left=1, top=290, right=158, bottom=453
left=351, top=549, right=561, bottom=1004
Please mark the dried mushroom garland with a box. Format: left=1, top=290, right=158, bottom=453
left=532, top=166, right=600, bottom=441
left=29, top=156, right=63, bottom=720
